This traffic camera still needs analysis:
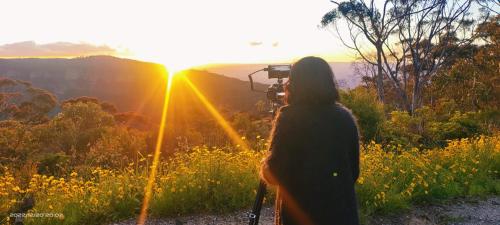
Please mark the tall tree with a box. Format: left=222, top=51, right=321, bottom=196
left=321, top=0, right=408, bottom=103
left=390, top=0, right=475, bottom=112
left=322, top=0, right=493, bottom=113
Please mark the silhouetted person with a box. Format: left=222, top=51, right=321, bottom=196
left=261, top=56, right=360, bottom=225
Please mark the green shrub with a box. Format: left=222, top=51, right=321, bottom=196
left=340, top=87, right=385, bottom=142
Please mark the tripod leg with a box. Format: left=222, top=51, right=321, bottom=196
left=249, top=102, right=280, bottom=225
left=248, top=180, right=267, bottom=225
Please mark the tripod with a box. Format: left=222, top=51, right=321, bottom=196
left=247, top=67, right=288, bottom=225
left=248, top=94, right=283, bottom=225
left=248, top=106, right=277, bottom=225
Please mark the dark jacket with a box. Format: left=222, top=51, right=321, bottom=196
left=262, top=103, right=360, bottom=225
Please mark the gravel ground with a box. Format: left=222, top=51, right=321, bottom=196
left=111, top=207, right=275, bottom=225
left=111, top=196, right=500, bottom=225
left=368, top=196, right=500, bottom=225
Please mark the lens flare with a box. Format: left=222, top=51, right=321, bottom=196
left=137, top=69, right=175, bottom=225
left=138, top=71, right=250, bottom=224
left=182, top=75, right=251, bottom=151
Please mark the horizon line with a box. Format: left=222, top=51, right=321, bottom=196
left=0, top=54, right=356, bottom=66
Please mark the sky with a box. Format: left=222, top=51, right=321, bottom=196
left=0, top=0, right=354, bottom=69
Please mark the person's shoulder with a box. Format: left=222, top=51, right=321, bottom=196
left=333, top=103, right=351, bottom=114
left=275, top=105, right=292, bottom=120
left=275, top=105, right=300, bottom=124
left=277, top=105, right=291, bottom=114
left=334, top=103, right=357, bottom=123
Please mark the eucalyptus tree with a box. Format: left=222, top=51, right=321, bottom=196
left=322, top=0, right=494, bottom=113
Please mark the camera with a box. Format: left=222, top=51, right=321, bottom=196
left=248, top=65, right=290, bottom=114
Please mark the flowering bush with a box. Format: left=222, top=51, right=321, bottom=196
left=1, top=135, right=498, bottom=225
left=357, top=135, right=500, bottom=216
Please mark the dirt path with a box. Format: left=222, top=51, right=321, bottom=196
left=111, top=196, right=500, bottom=225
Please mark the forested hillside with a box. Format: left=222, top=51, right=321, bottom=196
left=0, top=56, right=269, bottom=122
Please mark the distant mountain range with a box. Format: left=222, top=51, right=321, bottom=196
left=0, top=56, right=360, bottom=125
left=197, top=62, right=360, bottom=88
left=0, top=56, right=269, bottom=123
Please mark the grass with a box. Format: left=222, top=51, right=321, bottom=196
left=0, top=135, right=499, bottom=225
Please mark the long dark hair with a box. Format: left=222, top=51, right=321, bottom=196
left=285, top=56, right=339, bottom=105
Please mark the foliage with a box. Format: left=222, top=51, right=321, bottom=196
left=379, top=111, right=422, bottom=147
left=151, top=146, right=266, bottom=216
left=335, top=86, right=496, bottom=148
left=428, top=15, right=500, bottom=111
left=357, top=135, right=500, bottom=216
left=36, top=152, right=71, bottom=176
left=1, top=135, right=498, bottom=224
left=87, top=127, right=149, bottom=168
left=0, top=120, right=36, bottom=166
left=0, top=78, right=57, bottom=124
left=32, top=102, right=115, bottom=158
left=379, top=106, right=493, bottom=148
left=231, top=112, right=271, bottom=143
left=0, top=100, right=153, bottom=175
left=62, top=96, right=118, bottom=114
left=340, top=87, right=385, bottom=142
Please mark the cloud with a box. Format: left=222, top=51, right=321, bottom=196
left=248, top=41, right=280, bottom=48
left=0, top=41, right=118, bottom=57
left=249, top=41, right=263, bottom=46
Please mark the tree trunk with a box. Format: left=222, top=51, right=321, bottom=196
left=399, top=89, right=411, bottom=112
left=411, top=78, right=421, bottom=115
left=376, top=44, right=385, bottom=103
